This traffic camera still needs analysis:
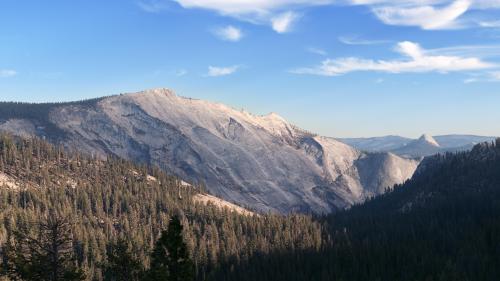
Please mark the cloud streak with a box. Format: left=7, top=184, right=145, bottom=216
left=138, top=0, right=171, bottom=13
left=307, top=47, right=328, bottom=56
left=206, top=65, right=240, bottom=77
left=175, top=69, right=188, bottom=77
left=426, top=44, right=500, bottom=58
left=464, top=71, right=500, bottom=83
left=0, top=70, right=17, bottom=78
left=338, top=35, right=390, bottom=45
left=291, top=41, right=495, bottom=76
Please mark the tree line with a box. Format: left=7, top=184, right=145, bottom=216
left=0, top=134, right=326, bottom=280
left=2, top=213, right=194, bottom=281
left=206, top=140, right=500, bottom=281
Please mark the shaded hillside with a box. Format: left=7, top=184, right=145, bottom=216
left=0, top=134, right=326, bottom=280
left=209, top=140, right=500, bottom=281
left=0, top=98, right=103, bottom=140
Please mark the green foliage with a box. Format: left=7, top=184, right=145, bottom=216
left=146, top=216, right=194, bottom=281
left=2, top=214, right=85, bottom=281
left=102, top=239, right=144, bottom=281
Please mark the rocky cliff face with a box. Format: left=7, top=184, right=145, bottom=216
left=0, top=89, right=419, bottom=213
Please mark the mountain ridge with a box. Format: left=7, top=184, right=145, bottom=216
left=0, top=88, right=419, bottom=214
left=340, top=133, right=496, bottom=158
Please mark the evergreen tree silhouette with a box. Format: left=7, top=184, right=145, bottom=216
left=2, top=214, right=85, bottom=281
left=102, top=239, right=144, bottom=281
left=146, top=216, right=194, bottom=281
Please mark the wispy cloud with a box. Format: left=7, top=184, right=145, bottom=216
left=464, top=77, right=479, bottom=83
left=291, top=41, right=495, bottom=76
left=464, top=71, right=500, bottom=83
left=171, top=0, right=500, bottom=31
left=338, top=35, right=390, bottom=45
left=0, top=69, right=17, bottom=78
left=271, top=11, right=299, bottom=33
left=173, top=0, right=331, bottom=17
left=175, top=69, right=188, bottom=77
left=492, top=71, right=500, bottom=80
left=426, top=44, right=500, bottom=58
left=137, top=0, right=171, bottom=13
left=172, top=0, right=329, bottom=33
left=213, top=25, right=243, bottom=42
left=206, top=65, right=240, bottom=77
left=372, top=0, right=471, bottom=30
left=479, top=20, right=500, bottom=28
left=307, top=47, right=328, bottom=56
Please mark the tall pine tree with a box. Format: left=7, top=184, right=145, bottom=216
left=102, top=239, right=144, bottom=281
left=2, top=214, right=85, bottom=281
left=146, top=216, right=194, bottom=281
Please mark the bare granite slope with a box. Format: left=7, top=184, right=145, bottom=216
left=0, top=89, right=419, bottom=213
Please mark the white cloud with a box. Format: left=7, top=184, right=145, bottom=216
left=0, top=70, right=17, bottom=78
left=171, top=0, right=500, bottom=31
left=373, top=0, right=471, bottom=30
left=173, top=0, right=332, bottom=16
left=271, top=11, right=299, bottom=33
left=338, top=35, right=390, bottom=45
left=357, top=0, right=500, bottom=29
left=213, top=25, right=243, bottom=41
left=291, top=41, right=495, bottom=76
left=206, top=65, right=240, bottom=77
left=172, top=0, right=329, bottom=32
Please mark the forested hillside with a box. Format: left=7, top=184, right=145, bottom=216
left=209, top=140, right=500, bottom=281
left=2, top=133, right=499, bottom=281
left=0, top=134, right=325, bottom=280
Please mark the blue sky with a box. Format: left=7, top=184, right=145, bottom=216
left=1, top=0, right=500, bottom=137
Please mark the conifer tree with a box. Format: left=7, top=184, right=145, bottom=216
left=102, top=239, right=144, bottom=281
left=3, top=214, right=85, bottom=281
left=146, top=216, right=194, bottom=281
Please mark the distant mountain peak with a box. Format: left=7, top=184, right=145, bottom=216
left=418, top=134, right=440, bottom=147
